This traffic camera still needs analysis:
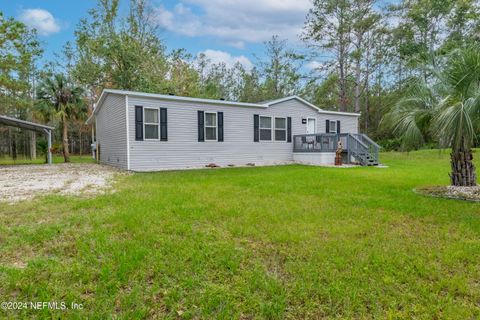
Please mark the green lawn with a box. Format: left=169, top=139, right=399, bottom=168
left=0, top=155, right=95, bottom=165
left=1, top=150, right=479, bottom=319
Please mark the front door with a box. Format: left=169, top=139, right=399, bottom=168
left=306, top=118, right=316, bottom=134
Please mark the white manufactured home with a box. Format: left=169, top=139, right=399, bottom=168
left=87, top=89, right=379, bottom=171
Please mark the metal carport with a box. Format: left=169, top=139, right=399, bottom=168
left=0, top=115, right=54, bottom=164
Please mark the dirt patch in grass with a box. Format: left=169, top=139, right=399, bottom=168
left=415, top=185, right=480, bottom=202
left=0, top=163, right=124, bottom=203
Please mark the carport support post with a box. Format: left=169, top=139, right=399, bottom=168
left=44, top=129, right=52, bottom=164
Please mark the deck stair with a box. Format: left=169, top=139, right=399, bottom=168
left=351, top=150, right=378, bottom=166
left=348, top=134, right=380, bottom=166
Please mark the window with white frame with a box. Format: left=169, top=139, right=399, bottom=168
left=329, top=120, right=337, bottom=133
left=274, top=117, right=286, bottom=141
left=144, top=108, right=159, bottom=140
left=259, top=116, right=272, bottom=141
left=205, top=112, right=217, bottom=141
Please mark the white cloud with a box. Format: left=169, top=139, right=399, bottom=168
left=153, top=0, right=311, bottom=47
left=155, top=4, right=201, bottom=37
left=225, top=41, right=246, bottom=50
left=19, top=9, right=61, bottom=36
left=155, top=6, right=174, bottom=29
left=306, top=61, right=322, bottom=70
left=198, top=49, right=253, bottom=70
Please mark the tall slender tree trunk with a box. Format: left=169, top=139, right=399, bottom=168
left=30, top=131, right=36, bottom=160
left=79, top=129, right=82, bottom=156
left=363, top=79, right=369, bottom=131
left=338, top=61, right=347, bottom=111
left=62, top=115, right=70, bottom=163
left=450, top=146, right=476, bottom=186
left=11, top=130, right=17, bottom=161
left=354, top=32, right=363, bottom=114
left=338, top=41, right=348, bottom=112
left=354, top=60, right=361, bottom=113
left=8, top=128, right=12, bottom=158
left=337, top=5, right=349, bottom=112
left=363, top=35, right=371, bottom=131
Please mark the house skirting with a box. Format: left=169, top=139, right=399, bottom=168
left=293, top=152, right=336, bottom=166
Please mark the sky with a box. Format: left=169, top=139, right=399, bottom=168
left=2, top=0, right=313, bottom=70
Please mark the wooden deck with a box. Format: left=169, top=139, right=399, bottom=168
left=292, top=133, right=380, bottom=166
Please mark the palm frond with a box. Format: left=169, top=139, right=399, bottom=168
left=383, top=45, right=480, bottom=152
left=36, top=73, right=86, bottom=122
left=382, top=78, right=435, bottom=150
left=432, top=47, right=480, bottom=150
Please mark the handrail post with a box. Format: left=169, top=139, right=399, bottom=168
left=43, top=128, right=52, bottom=165
left=347, top=134, right=350, bottom=164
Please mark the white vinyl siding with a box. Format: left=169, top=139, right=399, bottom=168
left=319, top=114, right=357, bottom=134
left=123, top=96, right=358, bottom=171
left=95, top=93, right=128, bottom=169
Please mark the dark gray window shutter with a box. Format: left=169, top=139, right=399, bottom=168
left=217, top=112, right=224, bottom=142
left=198, top=110, right=204, bottom=142
left=135, top=106, right=143, bottom=141
left=253, top=114, right=259, bottom=142
left=160, top=108, right=167, bottom=141
left=287, top=117, right=292, bottom=142
left=337, top=120, right=341, bottom=134
left=325, top=120, right=330, bottom=133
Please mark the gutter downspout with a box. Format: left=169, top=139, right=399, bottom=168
left=91, top=124, right=95, bottom=160
left=125, top=95, right=131, bottom=171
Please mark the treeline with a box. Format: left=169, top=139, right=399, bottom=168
left=1, top=0, right=480, bottom=161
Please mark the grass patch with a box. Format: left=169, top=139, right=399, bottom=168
left=0, top=155, right=95, bottom=165
left=0, top=149, right=479, bottom=318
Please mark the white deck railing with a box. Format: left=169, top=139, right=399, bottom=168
left=293, top=133, right=380, bottom=165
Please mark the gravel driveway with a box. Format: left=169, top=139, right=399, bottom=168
left=0, top=163, right=122, bottom=203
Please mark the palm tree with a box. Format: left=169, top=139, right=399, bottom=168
left=383, top=47, right=480, bottom=186
left=37, top=74, right=85, bottom=163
